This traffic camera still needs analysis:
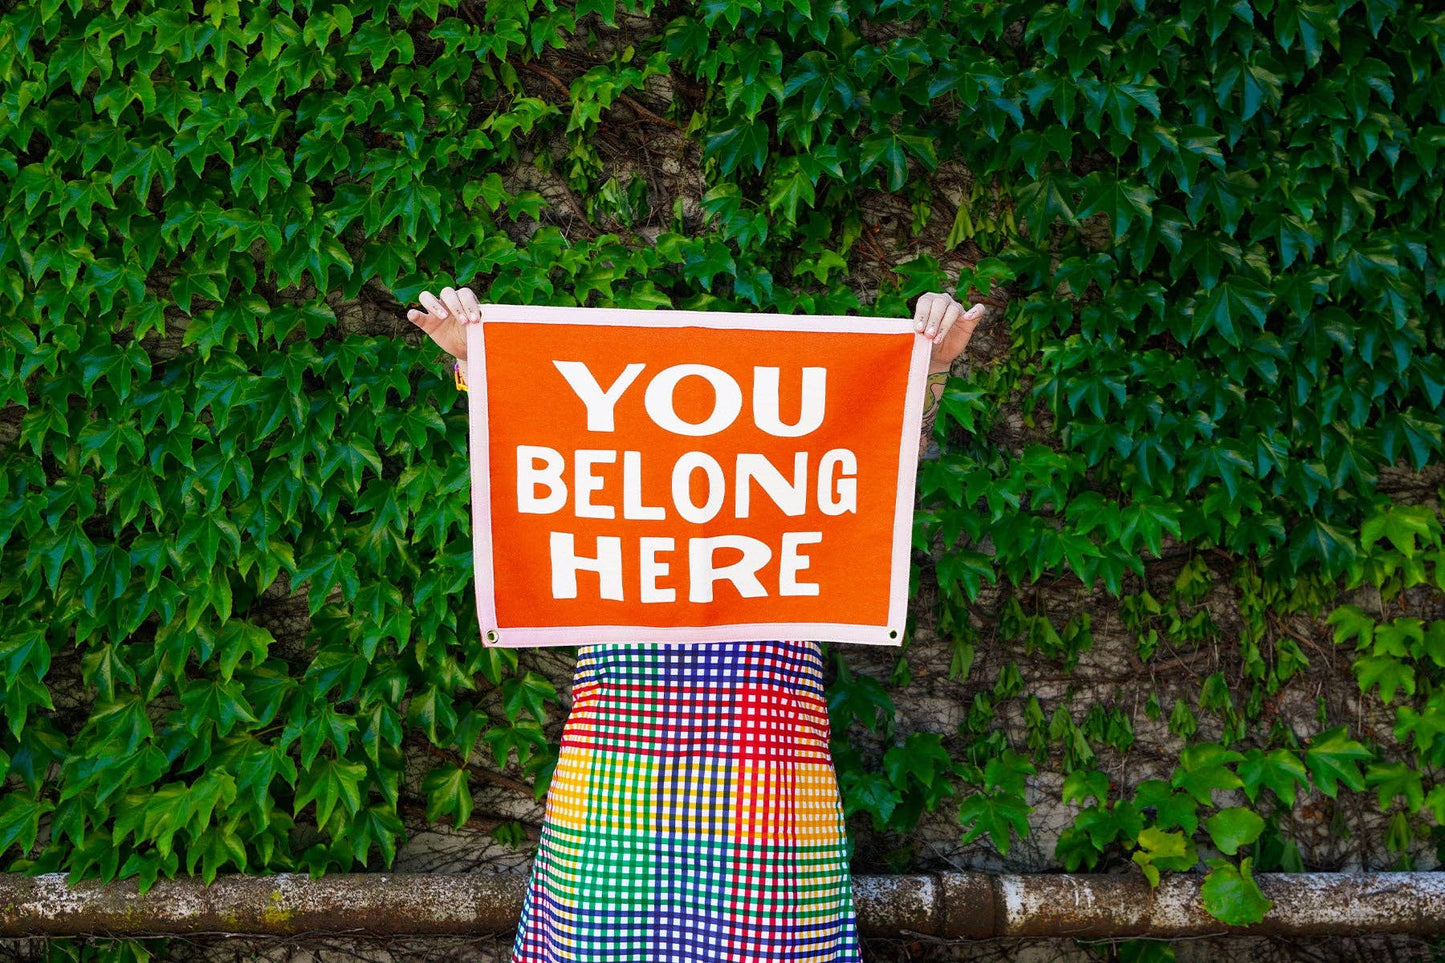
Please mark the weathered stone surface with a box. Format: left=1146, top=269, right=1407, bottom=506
left=7, top=871, right=1445, bottom=941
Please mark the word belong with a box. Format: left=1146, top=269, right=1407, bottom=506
left=516, top=447, right=858, bottom=522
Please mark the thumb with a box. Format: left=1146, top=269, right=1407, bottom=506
left=409, top=308, right=466, bottom=361
left=408, top=308, right=451, bottom=346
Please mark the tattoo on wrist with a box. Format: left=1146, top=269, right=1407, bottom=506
left=919, top=370, right=948, bottom=451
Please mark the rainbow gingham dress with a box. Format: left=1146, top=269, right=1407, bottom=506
left=508, top=639, right=863, bottom=962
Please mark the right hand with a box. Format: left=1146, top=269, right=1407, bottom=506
left=913, top=291, right=985, bottom=374
left=407, top=285, right=482, bottom=362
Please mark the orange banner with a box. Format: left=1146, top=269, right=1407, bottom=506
left=465, top=305, right=929, bottom=647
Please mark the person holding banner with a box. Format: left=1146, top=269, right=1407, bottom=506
left=406, top=287, right=984, bottom=962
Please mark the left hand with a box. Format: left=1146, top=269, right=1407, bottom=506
left=406, top=285, right=482, bottom=362
left=914, top=291, right=986, bottom=374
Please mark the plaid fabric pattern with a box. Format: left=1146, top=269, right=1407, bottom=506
left=510, top=640, right=862, bottom=963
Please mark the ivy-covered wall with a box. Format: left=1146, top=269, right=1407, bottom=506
left=1, top=0, right=1443, bottom=958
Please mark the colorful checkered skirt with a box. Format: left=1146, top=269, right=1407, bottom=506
left=509, top=639, right=862, bottom=962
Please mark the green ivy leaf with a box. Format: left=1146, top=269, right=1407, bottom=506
left=0, top=790, right=52, bottom=859
left=983, top=747, right=1036, bottom=796
left=1325, top=604, right=1375, bottom=650
left=1236, top=748, right=1309, bottom=807
left=1364, top=760, right=1424, bottom=813
left=1200, top=856, right=1274, bottom=926
left=177, top=679, right=259, bottom=739
left=1352, top=653, right=1415, bottom=705
left=883, top=732, right=953, bottom=790
left=1303, top=726, right=1372, bottom=798
left=1170, top=743, right=1243, bottom=806
left=1130, top=825, right=1194, bottom=886
left=350, top=804, right=405, bottom=868
left=766, top=162, right=815, bottom=222
left=293, top=757, right=367, bottom=829
left=218, top=622, right=274, bottom=683
left=826, top=665, right=894, bottom=733
left=958, top=788, right=1032, bottom=856
left=858, top=131, right=909, bottom=192
left=704, top=122, right=769, bottom=174
left=501, top=672, right=557, bottom=724
left=1204, top=806, right=1265, bottom=856
left=407, top=683, right=459, bottom=744
left=843, top=769, right=902, bottom=826
left=186, top=818, right=249, bottom=884
left=0, top=628, right=50, bottom=680
left=1062, top=769, right=1110, bottom=806
left=483, top=720, right=547, bottom=770
left=1075, top=171, right=1157, bottom=239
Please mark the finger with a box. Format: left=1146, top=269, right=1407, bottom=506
left=924, top=295, right=952, bottom=337
left=460, top=286, right=482, bottom=323
left=913, top=293, right=939, bottom=332
left=419, top=290, right=447, bottom=320
left=408, top=307, right=442, bottom=337
left=440, top=286, right=464, bottom=320
left=934, top=301, right=963, bottom=343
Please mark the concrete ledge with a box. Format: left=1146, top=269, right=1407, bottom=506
left=2, top=871, right=1442, bottom=938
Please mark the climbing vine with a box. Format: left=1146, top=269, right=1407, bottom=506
left=0, top=0, right=1442, bottom=954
